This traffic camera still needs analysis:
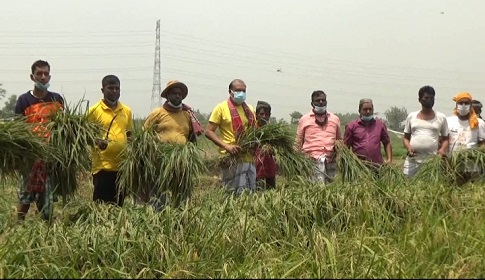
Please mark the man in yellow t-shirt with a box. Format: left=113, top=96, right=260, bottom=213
left=205, top=79, right=256, bottom=194
left=141, top=80, right=203, bottom=209
left=88, top=75, right=133, bottom=207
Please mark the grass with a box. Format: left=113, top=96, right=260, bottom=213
left=0, top=121, right=484, bottom=278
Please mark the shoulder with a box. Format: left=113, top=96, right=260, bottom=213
left=88, top=101, right=103, bottom=115
left=120, top=102, right=132, bottom=114
left=327, top=112, right=340, bottom=123
left=406, top=111, right=419, bottom=120
left=48, top=91, right=64, bottom=101
left=346, top=118, right=359, bottom=128
left=435, top=111, right=447, bottom=120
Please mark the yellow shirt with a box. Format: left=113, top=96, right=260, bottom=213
left=208, top=100, right=255, bottom=162
left=88, top=100, right=133, bottom=174
left=144, top=107, right=191, bottom=144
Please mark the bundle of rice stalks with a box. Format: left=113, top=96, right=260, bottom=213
left=46, top=99, right=101, bottom=201
left=448, top=148, right=485, bottom=173
left=376, top=163, right=407, bottom=188
left=0, top=118, right=53, bottom=178
left=335, top=141, right=374, bottom=184
left=220, top=122, right=315, bottom=179
left=411, top=155, right=456, bottom=186
left=118, top=123, right=207, bottom=207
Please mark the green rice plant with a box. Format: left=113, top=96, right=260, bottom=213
left=376, top=163, right=407, bottom=188
left=218, top=122, right=314, bottom=179
left=0, top=118, right=53, bottom=178
left=448, top=148, right=485, bottom=183
left=335, top=141, right=374, bottom=184
left=118, top=123, right=207, bottom=207
left=45, top=98, right=101, bottom=202
left=412, top=155, right=457, bottom=186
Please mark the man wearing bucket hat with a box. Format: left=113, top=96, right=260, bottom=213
left=140, top=80, right=204, bottom=209
left=446, top=92, right=485, bottom=185
left=205, top=79, right=257, bottom=194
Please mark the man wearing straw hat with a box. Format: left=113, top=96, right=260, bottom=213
left=446, top=92, right=485, bottom=185
left=88, top=75, right=133, bottom=207
left=295, top=90, right=342, bottom=184
left=140, top=80, right=204, bottom=209
left=205, top=79, right=257, bottom=194
left=15, top=59, right=64, bottom=221
left=344, top=98, right=393, bottom=167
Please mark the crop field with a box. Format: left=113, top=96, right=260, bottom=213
left=0, top=132, right=484, bottom=279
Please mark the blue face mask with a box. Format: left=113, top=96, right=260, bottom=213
left=232, top=91, right=246, bottom=105
left=34, top=80, right=50, bottom=92
left=361, top=115, right=374, bottom=122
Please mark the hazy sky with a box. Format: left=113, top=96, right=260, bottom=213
left=2, top=0, right=485, bottom=120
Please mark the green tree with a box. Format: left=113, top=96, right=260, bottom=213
left=0, top=94, right=17, bottom=118
left=384, top=106, right=408, bottom=131
left=0, top=84, right=6, bottom=100
left=289, top=111, right=303, bottom=124
left=335, top=112, right=360, bottom=127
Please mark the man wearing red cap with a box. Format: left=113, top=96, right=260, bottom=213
left=141, top=80, right=204, bottom=209
left=446, top=92, right=485, bottom=184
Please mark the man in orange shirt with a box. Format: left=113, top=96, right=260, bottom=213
left=15, top=60, right=64, bottom=221
left=295, top=90, right=342, bottom=184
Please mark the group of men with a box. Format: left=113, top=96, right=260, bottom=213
left=13, top=60, right=485, bottom=221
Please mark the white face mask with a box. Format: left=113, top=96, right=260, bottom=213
left=313, top=105, right=327, bottom=115
left=457, top=104, right=470, bottom=116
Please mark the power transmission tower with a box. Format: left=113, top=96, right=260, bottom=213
left=150, top=19, right=162, bottom=111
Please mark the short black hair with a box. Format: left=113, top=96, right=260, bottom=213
left=102, top=75, right=120, bottom=87
left=418, top=85, right=435, bottom=99
left=31, top=60, right=50, bottom=74
left=311, top=90, right=326, bottom=101
left=472, top=99, right=482, bottom=108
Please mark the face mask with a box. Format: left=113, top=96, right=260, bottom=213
left=421, top=99, right=434, bottom=109
left=457, top=104, right=470, bottom=116
left=168, top=100, right=183, bottom=109
left=361, top=115, right=374, bottom=122
left=232, top=91, right=246, bottom=105
left=34, top=80, right=50, bottom=92
left=104, top=98, right=118, bottom=106
left=313, top=105, right=327, bottom=115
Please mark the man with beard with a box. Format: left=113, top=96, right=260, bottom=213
left=295, top=90, right=342, bottom=184
left=88, top=75, right=133, bottom=206
left=402, top=85, right=449, bottom=177
left=141, top=80, right=203, bottom=209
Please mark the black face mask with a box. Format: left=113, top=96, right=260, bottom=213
left=421, top=99, right=434, bottom=108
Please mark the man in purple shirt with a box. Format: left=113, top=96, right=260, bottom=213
left=344, top=98, right=392, bottom=166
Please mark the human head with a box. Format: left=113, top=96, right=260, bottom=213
left=311, top=90, right=327, bottom=115
left=358, top=98, right=374, bottom=121
left=161, top=80, right=188, bottom=106
left=101, top=75, right=121, bottom=103
left=472, top=100, right=482, bottom=116
left=453, top=92, right=472, bottom=117
left=228, top=79, right=246, bottom=105
left=418, top=85, right=435, bottom=109
left=30, top=60, right=51, bottom=92
left=256, top=101, right=271, bottom=126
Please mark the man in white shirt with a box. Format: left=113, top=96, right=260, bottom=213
left=403, top=85, right=449, bottom=177
left=447, top=92, right=485, bottom=184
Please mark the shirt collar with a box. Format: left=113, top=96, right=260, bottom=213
left=100, top=99, right=122, bottom=112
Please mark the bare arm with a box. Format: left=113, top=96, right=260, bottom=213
left=403, top=133, right=415, bottom=156
left=438, top=136, right=449, bottom=156
left=205, top=122, right=240, bottom=155
left=385, top=142, right=393, bottom=163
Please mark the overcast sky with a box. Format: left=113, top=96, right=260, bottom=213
left=1, top=0, right=485, bottom=120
